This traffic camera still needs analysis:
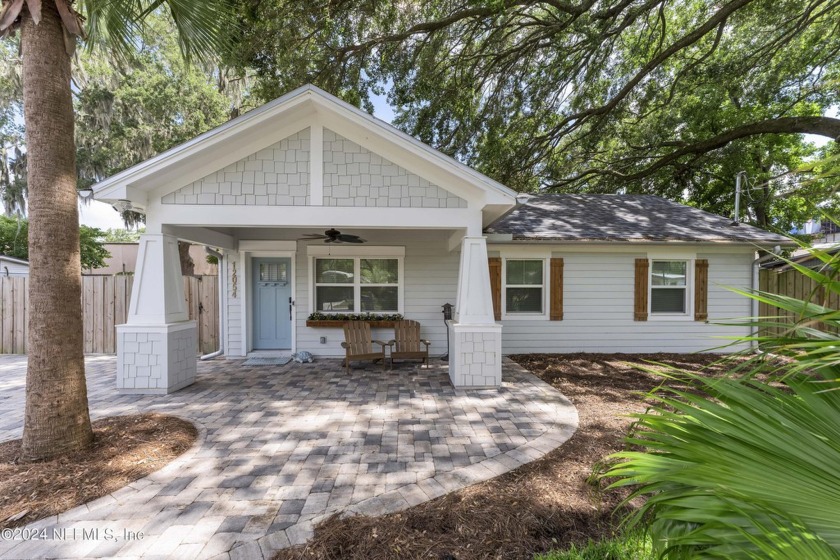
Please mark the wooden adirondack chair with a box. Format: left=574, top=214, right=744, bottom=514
left=389, top=320, right=431, bottom=369
left=341, top=322, right=388, bottom=373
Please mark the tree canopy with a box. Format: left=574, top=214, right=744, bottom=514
left=227, top=0, right=840, bottom=231
left=0, top=215, right=110, bottom=270
left=74, top=14, right=237, bottom=191
left=1, top=1, right=838, bottom=232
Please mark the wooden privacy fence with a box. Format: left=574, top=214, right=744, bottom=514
left=0, top=275, right=219, bottom=355
left=758, top=268, right=840, bottom=336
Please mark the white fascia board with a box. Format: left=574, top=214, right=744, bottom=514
left=93, top=88, right=316, bottom=200
left=239, top=240, right=297, bottom=252
left=310, top=94, right=517, bottom=205
left=153, top=204, right=479, bottom=230
left=486, top=241, right=762, bottom=254
left=93, top=84, right=517, bottom=209
left=100, top=114, right=312, bottom=204
left=160, top=225, right=237, bottom=250
left=307, top=245, right=405, bottom=256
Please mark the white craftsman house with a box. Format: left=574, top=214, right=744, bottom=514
left=92, top=85, right=790, bottom=394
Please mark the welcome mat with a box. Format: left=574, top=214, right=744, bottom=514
left=242, top=357, right=292, bottom=367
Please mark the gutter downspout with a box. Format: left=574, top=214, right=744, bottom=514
left=751, top=251, right=779, bottom=351
left=200, top=247, right=225, bottom=360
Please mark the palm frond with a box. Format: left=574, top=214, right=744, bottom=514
left=607, top=373, right=840, bottom=559
left=605, top=243, right=840, bottom=557
left=78, top=0, right=233, bottom=63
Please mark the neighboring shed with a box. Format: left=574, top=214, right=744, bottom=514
left=0, top=255, right=29, bottom=277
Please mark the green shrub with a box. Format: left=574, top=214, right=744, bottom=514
left=605, top=245, right=840, bottom=559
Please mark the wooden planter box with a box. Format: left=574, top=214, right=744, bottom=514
left=306, top=320, right=398, bottom=328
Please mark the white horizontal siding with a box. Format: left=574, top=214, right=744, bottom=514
left=224, top=251, right=244, bottom=357
left=501, top=251, right=754, bottom=354
left=223, top=241, right=756, bottom=357
left=295, top=233, right=458, bottom=357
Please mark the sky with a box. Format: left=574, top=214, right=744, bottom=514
left=78, top=89, right=399, bottom=230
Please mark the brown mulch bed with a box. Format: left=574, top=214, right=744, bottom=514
left=274, top=352, right=745, bottom=560
left=0, top=413, right=197, bottom=529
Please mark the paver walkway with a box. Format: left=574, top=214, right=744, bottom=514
left=0, top=356, right=577, bottom=559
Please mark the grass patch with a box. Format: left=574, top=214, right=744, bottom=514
left=535, top=531, right=653, bottom=560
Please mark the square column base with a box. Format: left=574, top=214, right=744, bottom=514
left=448, top=322, right=503, bottom=388
left=116, top=321, right=197, bottom=394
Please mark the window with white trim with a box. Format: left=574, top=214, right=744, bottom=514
left=313, top=257, right=401, bottom=312
left=504, top=259, right=545, bottom=314
left=650, top=260, right=689, bottom=314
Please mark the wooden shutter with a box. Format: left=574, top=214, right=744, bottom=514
left=634, top=258, right=649, bottom=321
left=550, top=258, right=564, bottom=320
left=488, top=257, right=502, bottom=321
left=694, top=259, right=709, bottom=321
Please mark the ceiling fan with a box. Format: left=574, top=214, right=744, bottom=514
left=300, top=228, right=367, bottom=244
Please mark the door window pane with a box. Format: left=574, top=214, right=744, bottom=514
left=315, top=259, right=354, bottom=283
left=316, top=286, right=354, bottom=311
left=361, top=286, right=398, bottom=312
left=260, top=263, right=287, bottom=282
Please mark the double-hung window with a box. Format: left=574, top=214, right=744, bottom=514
left=313, top=256, right=401, bottom=313
left=650, top=260, right=689, bottom=314
left=504, top=259, right=545, bottom=315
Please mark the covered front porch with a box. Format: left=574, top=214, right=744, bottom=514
left=117, top=225, right=502, bottom=393
left=90, top=85, right=518, bottom=394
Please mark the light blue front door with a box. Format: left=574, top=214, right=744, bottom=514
left=253, top=258, right=292, bottom=349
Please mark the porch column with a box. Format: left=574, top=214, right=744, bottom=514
left=448, top=236, right=503, bottom=387
left=116, top=233, right=197, bottom=394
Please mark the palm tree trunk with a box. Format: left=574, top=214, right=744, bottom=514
left=20, top=2, right=92, bottom=461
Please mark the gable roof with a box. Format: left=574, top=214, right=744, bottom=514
left=91, top=84, right=516, bottom=208
left=485, top=194, right=792, bottom=245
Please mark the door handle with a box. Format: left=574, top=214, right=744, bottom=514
left=289, top=296, right=293, bottom=320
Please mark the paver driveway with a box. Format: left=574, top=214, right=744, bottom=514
left=0, top=356, right=577, bottom=559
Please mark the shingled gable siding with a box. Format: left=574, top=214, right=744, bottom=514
left=161, top=129, right=311, bottom=206
left=496, top=250, right=754, bottom=354
left=322, top=128, right=468, bottom=208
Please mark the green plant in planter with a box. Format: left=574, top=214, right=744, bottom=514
left=604, top=244, right=840, bottom=559
left=307, top=312, right=404, bottom=321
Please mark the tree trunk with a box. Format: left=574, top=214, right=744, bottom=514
left=20, top=3, right=93, bottom=461
left=178, top=241, right=195, bottom=276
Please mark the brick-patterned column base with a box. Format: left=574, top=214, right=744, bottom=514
left=448, top=322, right=502, bottom=388
left=116, top=321, right=197, bottom=394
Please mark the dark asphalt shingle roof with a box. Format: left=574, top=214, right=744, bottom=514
left=484, top=194, right=792, bottom=244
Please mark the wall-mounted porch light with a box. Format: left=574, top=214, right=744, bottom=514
left=441, top=302, right=453, bottom=361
